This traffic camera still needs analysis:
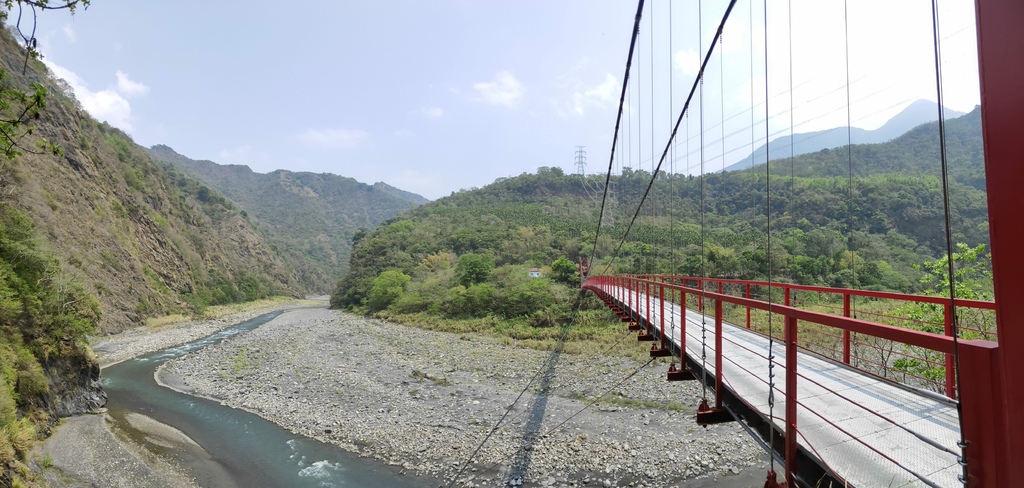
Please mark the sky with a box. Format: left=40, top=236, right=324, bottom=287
left=24, top=0, right=980, bottom=200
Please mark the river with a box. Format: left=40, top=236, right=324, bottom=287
left=101, top=311, right=430, bottom=487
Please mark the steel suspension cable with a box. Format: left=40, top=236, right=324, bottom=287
left=650, top=1, right=657, bottom=276
left=763, top=0, right=778, bottom=476
left=589, top=0, right=646, bottom=271
left=698, top=0, right=709, bottom=402
left=597, top=0, right=740, bottom=277
left=928, top=0, right=968, bottom=483
left=843, top=0, right=859, bottom=345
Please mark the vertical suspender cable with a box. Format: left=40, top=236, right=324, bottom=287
left=589, top=0, right=645, bottom=271
left=928, top=0, right=968, bottom=483
left=763, top=0, right=777, bottom=475
left=843, top=0, right=859, bottom=350
left=697, top=0, right=709, bottom=402
left=650, top=0, right=657, bottom=277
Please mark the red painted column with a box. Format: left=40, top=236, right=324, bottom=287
left=958, top=341, right=1004, bottom=486
left=715, top=298, right=723, bottom=409
left=842, top=293, right=851, bottom=364
left=975, top=0, right=1024, bottom=484
left=746, top=283, right=752, bottom=329
left=943, top=303, right=956, bottom=400
left=784, top=315, right=799, bottom=486
left=659, top=284, right=666, bottom=349
left=680, top=290, right=687, bottom=353
left=645, top=281, right=651, bottom=327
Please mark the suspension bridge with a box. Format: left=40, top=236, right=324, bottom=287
left=572, top=0, right=1021, bottom=487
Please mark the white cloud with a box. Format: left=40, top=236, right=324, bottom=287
left=421, top=106, right=444, bottom=118
left=472, top=71, right=525, bottom=108
left=296, top=128, right=369, bottom=149
left=674, top=49, right=700, bottom=76
left=44, top=61, right=147, bottom=132
left=115, top=71, right=149, bottom=96
left=571, top=73, right=618, bottom=116
left=62, top=24, right=76, bottom=43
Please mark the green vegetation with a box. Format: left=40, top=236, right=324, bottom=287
left=0, top=204, right=97, bottom=483
left=892, top=243, right=993, bottom=384
left=148, top=145, right=427, bottom=294
left=332, top=110, right=990, bottom=355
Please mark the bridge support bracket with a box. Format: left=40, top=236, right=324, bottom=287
left=627, top=322, right=643, bottom=331
left=763, top=470, right=788, bottom=488
left=696, top=398, right=733, bottom=426
left=637, top=332, right=655, bottom=342
left=649, top=345, right=672, bottom=357
left=667, top=363, right=695, bottom=381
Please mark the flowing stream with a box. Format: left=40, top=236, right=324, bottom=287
left=101, top=311, right=428, bottom=487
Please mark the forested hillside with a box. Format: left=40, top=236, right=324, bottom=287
left=0, top=16, right=322, bottom=484
left=333, top=109, right=988, bottom=325
left=149, top=145, right=428, bottom=292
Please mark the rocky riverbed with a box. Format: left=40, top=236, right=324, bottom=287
left=159, top=306, right=767, bottom=487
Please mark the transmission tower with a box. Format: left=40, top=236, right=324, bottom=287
left=574, top=146, right=586, bottom=176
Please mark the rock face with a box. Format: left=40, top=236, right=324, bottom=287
left=0, top=29, right=300, bottom=333
left=41, top=354, right=107, bottom=418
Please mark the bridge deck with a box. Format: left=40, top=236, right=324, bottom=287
left=607, top=285, right=961, bottom=488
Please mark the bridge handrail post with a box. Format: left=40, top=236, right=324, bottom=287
left=680, top=289, right=687, bottom=353
left=659, top=283, right=666, bottom=350
left=646, top=281, right=651, bottom=328
left=746, top=283, right=752, bottom=329
left=784, top=314, right=799, bottom=486
left=843, top=293, right=851, bottom=364
left=944, top=302, right=956, bottom=399
left=958, top=340, right=1005, bottom=486
left=715, top=298, right=724, bottom=410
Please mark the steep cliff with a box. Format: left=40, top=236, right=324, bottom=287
left=0, top=20, right=300, bottom=485
left=0, top=34, right=298, bottom=334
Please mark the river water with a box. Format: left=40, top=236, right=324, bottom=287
left=102, top=311, right=429, bottom=487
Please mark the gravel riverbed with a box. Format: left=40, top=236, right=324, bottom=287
left=159, top=306, right=766, bottom=487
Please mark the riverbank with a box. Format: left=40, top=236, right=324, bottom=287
left=160, top=306, right=766, bottom=487
left=38, top=299, right=314, bottom=488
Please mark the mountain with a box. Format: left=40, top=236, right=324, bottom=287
left=0, top=26, right=308, bottom=481
left=722, top=100, right=966, bottom=172
left=148, top=146, right=428, bottom=293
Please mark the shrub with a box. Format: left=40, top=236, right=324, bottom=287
left=368, top=270, right=411, bottom=312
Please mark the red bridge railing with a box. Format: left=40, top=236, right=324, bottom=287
left=582, top=274, right=1003, bottom=487
left=635, top=275, right=996, bottom=399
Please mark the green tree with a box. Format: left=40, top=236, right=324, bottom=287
left=551, top=257, right=578, bottom=285
left=455, top=253, right=494, bottom=286
left=0, top=1, right=90, bottom=158
left=367, top=269, right=410, bottom=312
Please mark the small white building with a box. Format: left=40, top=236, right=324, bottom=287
left=528, top=268, right=541, bottom=278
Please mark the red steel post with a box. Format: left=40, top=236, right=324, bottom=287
left=746, top=283, right=752, bottom=329
left=943, top=302, right=956, bottom=400
left=784, top=315, right=799, bottom=486
left=843, top=293, right=851, bottom=364
left=975, top=0, right=1024, bottom=484
left=958, top=340, right=1004, bottom=486
left=680, top=290, right=687, bottom=354
left=698, top=278, right=704, bottom=313
left=659, top=283, right=666, bottom=349
left=715, top=298, right=724, bottom=409
left=645, top=281, right=651, bottom=327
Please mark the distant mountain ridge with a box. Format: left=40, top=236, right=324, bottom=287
left=722, top=100, right=966, bottom=172
left=149, top=145, right=428, bottom=292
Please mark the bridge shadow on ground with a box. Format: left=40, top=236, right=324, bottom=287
left=505, top=323, right=568, bottom=486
